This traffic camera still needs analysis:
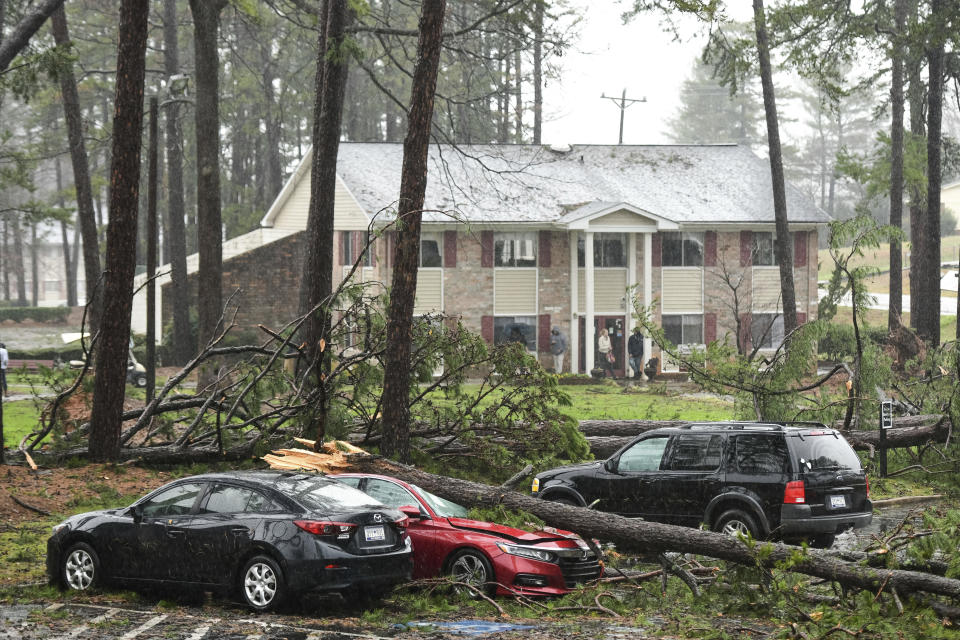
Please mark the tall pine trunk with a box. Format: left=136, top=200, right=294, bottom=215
left=918, top=0, right=946, bottom=345
left=532, top=0, right=543, bottom=144
left=906, top=0, right=925, bottom=329
left=888, top=0, right=907, bottom=330
left=189, top=0, right=228, bottom=380
left=56, top=158, right=78, bottom=307
left=380, top=0, right=447, bottom=462
left=752, top=0, right=796, bottom=336
left=88, top=0, right=149, bottom=461
left=51, top=5, right=102, bottom=332
left=298, top=0, right=349, bottom=396
left=11, top=214, right=26, bottom=306
left=163, top=0, right=193, bottom=364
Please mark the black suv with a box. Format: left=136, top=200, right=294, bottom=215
left=532, top=423, right=872, bottom=547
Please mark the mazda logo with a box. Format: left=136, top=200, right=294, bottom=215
left=373, top=513, right=383, bottom=523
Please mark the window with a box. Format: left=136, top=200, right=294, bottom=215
left=45, top=280, right=60, bottom=293
left=342, top=231, right=373, bottom=267
left=733, top=435, right=789, bottom=474
left=493, top=316, right=537, bottom=351
left=494, top=232, right=537, bottom=267
left=577, top=233, right=626, bottom=267
left=275, top=477, right=382, bottom=511
left=667, top=435, right=723, bottom=471
left=200, top=484, right=276, bottom=514
left=334, top=477, right=362, bottom=489
left=661, top=232, right=704, bottom=267
left=753, top=232, right=775, bottom=266
left=139, top=483, right=205, bottom=518
left=662, top=314, right=703, bottom=346
left=618, top=437, right=669, bottom=472
left=751, top=313, right=784, bottom=349
left=420, top=233, right=442, bottom=267
left=364, top=479, right=418, bottom=508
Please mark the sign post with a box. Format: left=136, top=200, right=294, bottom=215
left=879, top=400, right=893, bottom=477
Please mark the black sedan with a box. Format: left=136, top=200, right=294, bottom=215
left=47, top=471, right=413, bottom=611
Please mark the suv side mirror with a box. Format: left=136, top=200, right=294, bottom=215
left=604, top=458, right=617, bottom=473
left=129, top=505, right=144, bottom=524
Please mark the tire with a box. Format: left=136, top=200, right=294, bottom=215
left=240, top=555, right=286, bottom=612
left=810, top=533, right=836, bottom=549
left=714, top=509, right=760, bottom=540
left=61, top=542, right=101, bottom=591
left=447, top=549, right=495, bottom=598
left=135, top=374, right=147, bottom=388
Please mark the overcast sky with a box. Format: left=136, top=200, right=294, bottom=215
left=540, top=3, right=758, bottom=146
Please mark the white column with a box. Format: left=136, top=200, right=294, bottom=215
left=627, top=233, right=637, bottom=369
left=569, top=231, right=579, bottom=374
left=585, top=231, right=595, bottom=373
left=643, top=232, right=653, bottom=366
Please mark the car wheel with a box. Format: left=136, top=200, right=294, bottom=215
left=240, top=555, right=286, bottom=612
left=135, top=374, right=147, bottom=388
left=61, top=542, right=101, bottom=591
left=714, top=509, right=759, bottom=540
left=448, top=549, right=495, bottom=597
left=810, top=533, right=836, bottom=549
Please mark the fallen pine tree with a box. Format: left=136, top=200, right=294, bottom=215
left=264, top=445, right=960, bottom=605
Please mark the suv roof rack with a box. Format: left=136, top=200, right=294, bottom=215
left=680, top=421, right=831, bottom=432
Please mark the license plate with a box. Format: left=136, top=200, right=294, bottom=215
left=364, top=525, right=386, bottom=542
left=829, top=495, right=847, bottom=509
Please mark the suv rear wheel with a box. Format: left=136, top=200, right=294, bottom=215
left=714, top=509, right=759, bottom=540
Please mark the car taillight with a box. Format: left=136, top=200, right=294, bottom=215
left=865, top=474, right=869, bottom=497
left=294, top=520, right=357, bottom=536
left=393, top=515, right=410, bottom=529
left=783, top=480, right=806, bottom=504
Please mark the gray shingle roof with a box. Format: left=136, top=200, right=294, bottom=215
left=334, top=142, right=830, bottom=227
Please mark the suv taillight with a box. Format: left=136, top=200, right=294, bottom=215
left=865, top=474, right=869, bottom=497
left=783, top=480, right=806, bottom=504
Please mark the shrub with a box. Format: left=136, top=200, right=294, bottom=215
left=818, top=323, right=855, bottom=361
left=0, top=306, right=70, bottom=323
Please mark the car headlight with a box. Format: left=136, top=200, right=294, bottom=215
left=495, top=543, right=556, bottom=563
left=531, top=478, right=540, bottom=493
left=51, top=522, right=70, bottom=535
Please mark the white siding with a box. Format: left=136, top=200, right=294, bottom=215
left=592, top=210, right=642, bottom=226
left=752, top=266, right=782, bottom=312
left=495, top=269, right=537, bottom=314
left=577, top=268, right=627, bottom=312
left=271, top=175, right=368, bottom=231
left=661, top=268, right=703, bottom=313
left=414, top=269, right=443, bottom=314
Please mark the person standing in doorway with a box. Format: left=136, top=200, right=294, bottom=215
left=597, top=328, right=615, bottom=378
left=0, top=342, right=8, bottom=394
left=628, top=326, right=645, bottom=380
left=549, top=327, right=567, bottom=374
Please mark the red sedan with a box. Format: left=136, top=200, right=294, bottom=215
left=330, top=473, right=602, bottom=597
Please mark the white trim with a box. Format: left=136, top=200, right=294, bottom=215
left=259, top=152, right=313, bottom=228
left=569, top=231, right=579, bottom=374
left=565, top=202, right=679, bottom=231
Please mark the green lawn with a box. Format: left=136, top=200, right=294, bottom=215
left=556, top=383, right=735, bottom=421
left=1, top=399, right=45, bottom=449
left=817, top=234, right=960, bottom=281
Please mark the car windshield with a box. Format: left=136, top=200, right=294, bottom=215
left=791, top=433, right=862, bottom=472
left=276, top=477, right=384, bottom=512
left=411, top=484, right=469, bottom=518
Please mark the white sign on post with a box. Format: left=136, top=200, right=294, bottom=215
left=880, top=400, right=893, bottom=429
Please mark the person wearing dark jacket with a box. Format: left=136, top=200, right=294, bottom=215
left=627, top=326, right=645, bottom=379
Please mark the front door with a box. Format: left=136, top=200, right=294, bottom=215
left=578, top=315, right=627, bottom=376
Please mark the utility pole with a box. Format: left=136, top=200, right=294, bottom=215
left=601, top=88, right=646, bottom=144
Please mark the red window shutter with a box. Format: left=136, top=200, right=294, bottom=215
left=538, top=314, right=551, bottom=353
left=337, top=231, right=346, bottom=266
left=481, top=315, right=494, bottom=344
left=386, top=231, right=396, bottom=269
left=739, top=313, right=752, bottom=353
left=797, top=311, right=807, bottom=325
left=704, top=231, right=717, bottom=267
left=704, top=312, right=717, bottom=344
left=793, top=231, right=808, bottom=267
left=740, top=231, right=753, bottom=267
left=444, top=230, right=457, bottom=268
left=651, top=233, right=662, bottom=268
left=539, top=231, right=552, bottom=268
left=352, top=231, right=363, bottom=266
left=481, top=231, right=494, bottom=268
